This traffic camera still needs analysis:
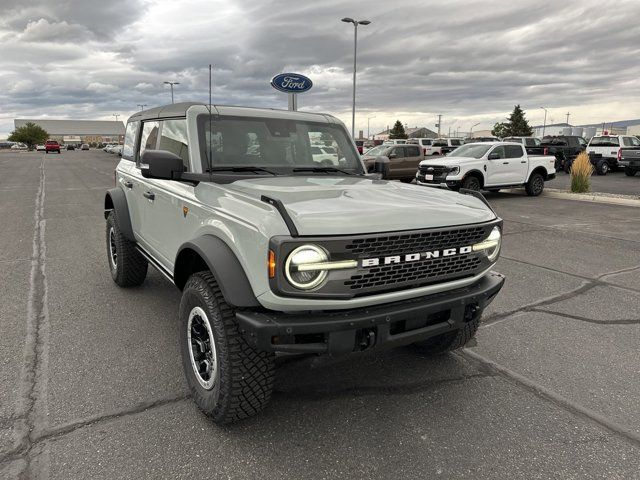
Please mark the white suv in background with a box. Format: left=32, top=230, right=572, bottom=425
left=587, top=135, right=640, bottom=170
left=426, top=138, right=464, bottom=156
left=408, top=138, right=435, bottom=156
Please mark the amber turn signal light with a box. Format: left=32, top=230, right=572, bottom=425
left=268, top=250, right=276, bottom=278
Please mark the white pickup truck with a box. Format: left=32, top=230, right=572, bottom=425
left=416, top=142, right=556, bottom=196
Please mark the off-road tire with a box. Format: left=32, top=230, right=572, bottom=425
left=179, top=272, right=275, bottom=424
left=411, top=317, right=480, bottom=355
left=624, top=167, right=636, bottom=177
left=461, top=175, right=481, bottom=191
left=525, top=172, right=544, bottom=196
left=596, top=160, right=609, bottom=176
left=106, top=211, right=147, bottom=287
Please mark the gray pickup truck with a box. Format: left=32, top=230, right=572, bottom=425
left=104, top=103, right=504, bottom=423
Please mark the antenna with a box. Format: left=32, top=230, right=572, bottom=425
left=208, top=64, right=213, bottom=181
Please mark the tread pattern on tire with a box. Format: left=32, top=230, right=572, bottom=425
left=181, top=272, right=275, bottom=424
left=106, top=211, right=147, bottom=287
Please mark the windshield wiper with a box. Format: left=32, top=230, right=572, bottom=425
left=292, top=167, right=359, bottom=176
left=205, top=166, right=278, bottom=176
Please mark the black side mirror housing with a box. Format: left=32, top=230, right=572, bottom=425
left=487, top=152, right=500, bottom=160
left=141, top=150, right=185, bottom=180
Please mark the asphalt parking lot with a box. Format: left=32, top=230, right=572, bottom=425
left=546, top=169, right=639, bottom=196
left=1, top=150, right=639, bottom=479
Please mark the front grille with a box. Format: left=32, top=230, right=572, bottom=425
left=343, top=226, right=488, bottom=294
left=345, top=255, right=482, bottom=290
left=419, top=165, right=450, bottom=176
left=345, top=226, right=486, bottom=257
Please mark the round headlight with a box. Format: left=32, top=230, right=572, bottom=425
left=486, top=226, right=501, bottom=262
left=285, top=245, right=329, bottom=290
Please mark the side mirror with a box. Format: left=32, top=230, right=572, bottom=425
left=487, top=152, right=500, bottom=160
left=141, top=150, right=185, bottom=180
left=388, top=153, right=397, bottom=159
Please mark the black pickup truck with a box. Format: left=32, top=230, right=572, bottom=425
left=620, top=147, right=640, bottom=176
left=539, top=136, right=588, bottom=172
left=503, top=137, right=546, bottom=156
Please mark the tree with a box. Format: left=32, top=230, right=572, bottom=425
left=388, top=120, right=408, bottom=139
left=8, top=122, right=49, bottom=149
left=491, top=122, right=509, bottom=138
left=506, top=104, right=533, bottom=136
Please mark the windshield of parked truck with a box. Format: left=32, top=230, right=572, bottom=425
left=449, top=144, right=492, bottom=158
left=589, top=136, right=620, bottom=146
left=198, top=116, right=364, bottom=174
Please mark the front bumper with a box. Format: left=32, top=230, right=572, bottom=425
left=237, top=271, right=504, bottom=355
left=415, top=172, right=460, bottom=189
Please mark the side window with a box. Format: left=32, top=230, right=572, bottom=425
left=490, top=146, right=506, bottom=159
left=451, top=139, right=461, bottom=146
left=391, top=147, right=404, bottom=158
left=524, top=138, right=534, bottom=147
left=631, top=137, right=640, bottom=146
left=138, top=121, right=160, bottom=164
left=158, top=119, right=190, bottom=171
left=578, top=137, right=587, bottom=147
left=406, top=145, right=420, bottom=157
left=122, top=121, right=139, bottom=160
left=505, top=145, right=524, bottom=158
left=622, top=137, right=634, bottom=146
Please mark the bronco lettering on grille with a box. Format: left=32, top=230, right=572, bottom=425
left=360, top=246, right=472, bottom=267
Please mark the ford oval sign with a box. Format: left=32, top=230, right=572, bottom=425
left=270, top=73, right=313, bottom=94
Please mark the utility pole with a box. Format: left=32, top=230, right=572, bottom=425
left=137, top=104, right=147, bottom=111
left=113, top=113, right=120, bottom=122
left=341, top=17, right=371, bottom=139
left=565, top=111, right=571, bottom=124
left=436, top=114, right=442, bottom=138
left=540, top=107, right=548, bottom=137
left=367, top=116, right=376, bottom=139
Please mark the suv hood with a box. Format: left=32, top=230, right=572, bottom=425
left=225, top=176, right=495, bottom=235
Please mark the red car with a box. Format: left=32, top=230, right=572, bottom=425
left=45, top=140, right=61, bottom=154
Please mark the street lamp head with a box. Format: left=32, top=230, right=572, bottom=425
left=358, top=20, right=371, bottom=25
left=341, top=17, right=355, bottom=23
left=164, top=81, right=171, bottom=85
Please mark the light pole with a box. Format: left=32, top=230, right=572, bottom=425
left=164, top=81, right=180, bottom=104
left=137, top=104, right=148, bottom=111
left=367, top=116, right=376, bottom=139
left=470, top=122, right=480, bottom=138
left=540, top=107, right=548, bottom=137
left=341, top=17, right=371, bottom=139
left=113, top=113, right=120, bottom=122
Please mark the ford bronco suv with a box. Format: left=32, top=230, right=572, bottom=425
left=104, top=103, right=504, bottom=424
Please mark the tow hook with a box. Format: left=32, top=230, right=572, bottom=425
left=464, top=303, right=480, bottom=323
left=357, top=328, right=376, bottom=351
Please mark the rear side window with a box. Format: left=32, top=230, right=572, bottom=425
left=505, top=145, right=524, bottom=158
left=405, top=145, right=420, bottom=157
left=158, top=119, right=190, bottom=171
left=138, top=121, right=160, bottom=164
left=122, top=121, right=139, bottom=160
left=451, top=139, right=462, bottom=146
left=421, top=139, right=432, bottom=146
left=622, top=137, right=636, bottom=146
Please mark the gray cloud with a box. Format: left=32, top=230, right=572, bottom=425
left=2, top=0, right=640, bottom=137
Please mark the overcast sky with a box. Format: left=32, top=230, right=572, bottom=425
left=1, top=0, right=640, bottom=137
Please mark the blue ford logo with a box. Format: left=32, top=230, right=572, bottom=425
left=270, top=73, right=313, bottom=93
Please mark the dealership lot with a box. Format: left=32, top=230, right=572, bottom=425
left=1, top=150, right=639, bottom=479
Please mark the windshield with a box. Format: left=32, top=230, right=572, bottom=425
left=198, top=116, right=363, bottom=174
left=449, top=144, right=492, bottom=158
left=541, top=137, right=568, bottom=146
left=363, top=145, right=390, bottom=156
left=589, top=136, right=619, bottom=146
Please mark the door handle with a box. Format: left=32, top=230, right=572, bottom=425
left=123, top=181, right=133, bottom=189
left=502, top=162, right=509, bottom=165
left=520, top=161, right=526, bottom=164
left=143, top=191, right=155, bottom=201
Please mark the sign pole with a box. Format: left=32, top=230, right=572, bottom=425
left=288, top=93, right=297, bottom=111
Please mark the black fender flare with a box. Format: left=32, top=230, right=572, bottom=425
left=463, top=169, right=485, bottom=187
left=104, top=187, right=135, bottom=241
left=174, top=236, right=259, bottom=307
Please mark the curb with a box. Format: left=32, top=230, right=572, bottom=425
left=541, top=188, right=640, bottom=207
left=500, top=188, right=640, bottom=207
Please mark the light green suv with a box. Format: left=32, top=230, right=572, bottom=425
left=104, top=102, right=505, bottom=423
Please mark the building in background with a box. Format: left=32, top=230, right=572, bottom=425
left=13, top=119, right=125, bottom=145
left=373, top=126, right=438, bottom=142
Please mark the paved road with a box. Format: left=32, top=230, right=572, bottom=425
left=542, top=169, right=638, bottom=196
left=1, top=150, right=639, bottom=479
